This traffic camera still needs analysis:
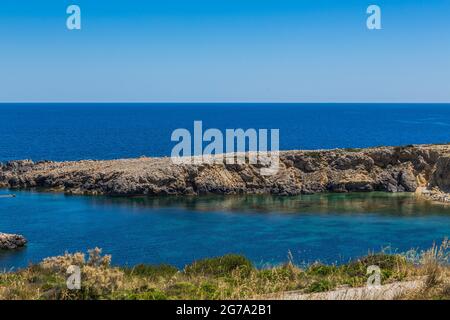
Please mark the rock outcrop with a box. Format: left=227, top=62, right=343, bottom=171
left=0, top=233, right=27, bottom=250
left=0, top=144, right=449, bottom=199
left=431, top=155, right=450, bottom=193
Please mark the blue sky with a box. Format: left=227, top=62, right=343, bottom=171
left=0, top=0, right=449, bottom=102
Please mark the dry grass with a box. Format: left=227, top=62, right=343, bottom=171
left=1, top=241, right=450, bottom=300
left=395, top=239, right=450, bottom=300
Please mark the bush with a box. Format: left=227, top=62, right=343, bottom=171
left=198, top=282, right=220, bottom=299
left=339, top=254, right=404, bottom=277
left=124, top=264, right=178, bottom=280
left=306, top=263, right=338, bottom=276
left=306, top=279, right=335, bottom=293
left=165, top=282, right=199, bottom=299
left=184, top=254, right=253, bottom=277
left=76, top=265, right=124, bottom=299
left=257, top=264, right=300, bottom=282
left=123, top=289, right=168, bottom=300
left=39, top=248, right=124, bottom=300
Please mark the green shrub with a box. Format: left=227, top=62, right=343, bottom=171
left=257, top=264, right=299, bottom=282
left=184, top=254, right=253, bottom=277
left=306, top=279, right=335, bottom=293
left=123, top=289, right=168, bottom=300
left=124, top=264, right=178, bottom=280
left=306, top=263, right=338, bottom=276
left=339, top=254, right=404, bottom=278
left=165, top=282, right=199, bottom=299
left=198, top=281, right=220, bottom=299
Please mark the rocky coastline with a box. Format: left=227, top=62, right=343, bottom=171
left=0, top=233, right=27, bottom=250
left=0, top=144, right=449, bottom=200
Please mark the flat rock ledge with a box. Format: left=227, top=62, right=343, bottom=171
left=0, top=233, right=27, bottom=250
left=418, top=187, right=450, bottom=204
left=0, top=144, right=449, bottom=201
left=265, top=279, right=424, bottom=300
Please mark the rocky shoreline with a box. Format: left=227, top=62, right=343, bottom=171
left=417, top=187, right=450, bottom=204
left=0, top=233, right=27, bottom=250
left=0, top=144, right=449, bottom=200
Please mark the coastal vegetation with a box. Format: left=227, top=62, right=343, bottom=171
left=1, top=242, right=450, bottom=300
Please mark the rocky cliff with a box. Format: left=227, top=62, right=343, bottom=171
left=0, top=144, right=449, bottom=200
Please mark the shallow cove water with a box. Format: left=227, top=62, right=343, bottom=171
left=1, top=190, right=449, bottom=269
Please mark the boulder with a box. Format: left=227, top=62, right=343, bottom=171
left=0, top=233, right=27, bottom=250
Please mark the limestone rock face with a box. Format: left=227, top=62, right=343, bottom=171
left=0, top=233, right=27, bottom=250
left=431, top=156, right=450, bottom=193
left=0, top=144, right=449, bottom=198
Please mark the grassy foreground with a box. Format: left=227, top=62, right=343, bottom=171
left=1, top=241, right=450, bottom=300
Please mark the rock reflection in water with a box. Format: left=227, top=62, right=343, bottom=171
left=86, top=192, right=448, bottom=216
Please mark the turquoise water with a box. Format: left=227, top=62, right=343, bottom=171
left=1, top=190, right=450, bottom=269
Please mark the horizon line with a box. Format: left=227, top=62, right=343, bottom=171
left=1, top=101, right=450, bottom=105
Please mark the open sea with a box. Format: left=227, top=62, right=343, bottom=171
left=0, top=103, right=449, bottom=162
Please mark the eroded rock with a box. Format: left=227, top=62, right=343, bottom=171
left=431, top=156, right=450, bottom=193
left=0, top=233, right=27, bottom=250
left=0, top=144, right=449, bottom=199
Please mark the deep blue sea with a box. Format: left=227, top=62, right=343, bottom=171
left=0, top=103, right=449, bottom=162
left=1, top=103, right=450, bottom=269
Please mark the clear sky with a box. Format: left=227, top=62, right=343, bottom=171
left=0, top=0, right=449, bottom=102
